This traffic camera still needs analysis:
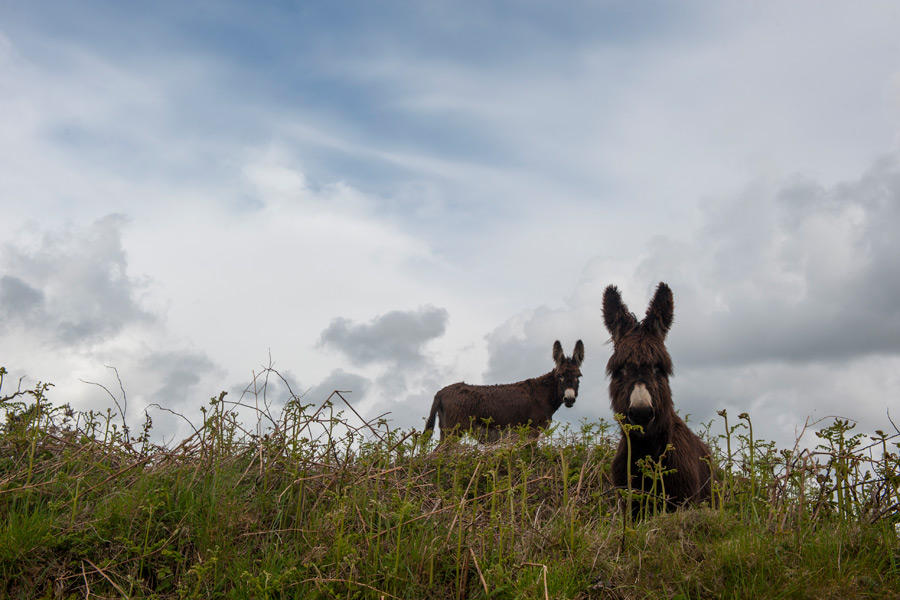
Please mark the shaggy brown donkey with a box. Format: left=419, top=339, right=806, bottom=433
left=603, top=283, right=713, bottom=516
left=425, top=340, right=584, bottom=443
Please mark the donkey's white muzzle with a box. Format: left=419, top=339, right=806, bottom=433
left=627, top=383, right=654, bottom=425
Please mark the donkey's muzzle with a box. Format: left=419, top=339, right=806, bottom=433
left=563, top=397, right=576, bottom=408
left=627, top=405, right=655, bottom=426
left=627, top=383, right=654, bottom=427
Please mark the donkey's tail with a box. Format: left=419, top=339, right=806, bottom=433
left=424, top=394, right=442, bottom=432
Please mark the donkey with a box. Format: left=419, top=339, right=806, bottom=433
left=425, top=340, right=584, bottom=443
left=603, top=283, right=713, bottom=515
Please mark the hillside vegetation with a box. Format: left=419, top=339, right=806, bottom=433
left=1, top=365, right=898, bottom=599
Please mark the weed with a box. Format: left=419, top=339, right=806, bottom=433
left=0, top=364, right=897, bottom=599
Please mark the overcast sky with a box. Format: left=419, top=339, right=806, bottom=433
left=2, top=1, right=899, bottom=448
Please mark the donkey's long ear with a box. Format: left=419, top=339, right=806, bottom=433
left=603, top=285, right=636, bottom=342
left=552, top=340, right=565, bottom=368
left=572, top=340, right=585, bottom=367
left=644, top=282, right=674, bottom=339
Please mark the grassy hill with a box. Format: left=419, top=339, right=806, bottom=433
left=1, top=365, right=898, bottom=599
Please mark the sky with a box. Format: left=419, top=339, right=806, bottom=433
left=2, top=1, right=899, bottom=449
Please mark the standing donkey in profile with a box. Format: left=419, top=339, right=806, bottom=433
left=603, top=283, right=713, bottom=515
left=425, top=340, right=584, bottom=444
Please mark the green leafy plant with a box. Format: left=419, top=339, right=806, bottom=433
left=1, top=364, right=897, bottom=599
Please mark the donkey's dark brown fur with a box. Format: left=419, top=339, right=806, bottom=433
left=603, top=283, right=713, bottom=514
left=425, top=340, right=584, bottom=443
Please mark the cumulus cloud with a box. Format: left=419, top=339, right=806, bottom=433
left=0, top=216, right=225, bottom=444
left=314, top=306, right=452, bottom=429
left=305, top=369, right=372, bottom=407
left=653, top=154, right=900, bottom=368
left=0, top=275, right=44, bottom=320
left=318, top=305, right=449, bottom=367
left=611, top=153, right=900, bottom=375
left=144, top=350, right=221, bottom=408
left=481, top=152, right=900, bottom=445
left=0, top=214, right=156, bottom=347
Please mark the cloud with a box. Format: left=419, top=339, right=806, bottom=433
left=650, top=153, right=900, bottom=368
left=0, top=216, right=225, bottom=444
left=483, top=308, right=585, bottom=382
left=0, top=214, right=156, bottom=347
left=313, top=307, right=454, bottom=430
left=0, top=275, right=44, bottom=320
left=318, top=305, right=449, bottom=367
left=144, top=350, right=220, bottom=408
left=305, top=369, right=372, bottom=406
left=480, top=152, right=900, bottom=445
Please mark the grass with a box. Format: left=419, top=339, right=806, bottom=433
left=0, top=364, right=898, bottom=599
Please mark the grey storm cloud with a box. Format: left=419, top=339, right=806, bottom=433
left=0, top=214, right=156, bottom=346
left=318, top=305, right=449, bottom=367
left=647, top=153, right=900, bottom=368
left=145, top=350, right=221, bottom=407
left=315, top=307, right=452, bottom=428
left=304, top=369, right=372, bottom=408
left=0, top=275, right=45, bottom=320
left=477, top=152, right=900, bottom=446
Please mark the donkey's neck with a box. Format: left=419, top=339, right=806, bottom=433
left=628, top=408, right=676, bottom=453
left=531, top=371, right=563, bottom=410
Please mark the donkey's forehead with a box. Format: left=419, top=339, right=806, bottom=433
left=608, top=332, right=671, bottom=367
left=556, top=361, right=582, bottom=375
